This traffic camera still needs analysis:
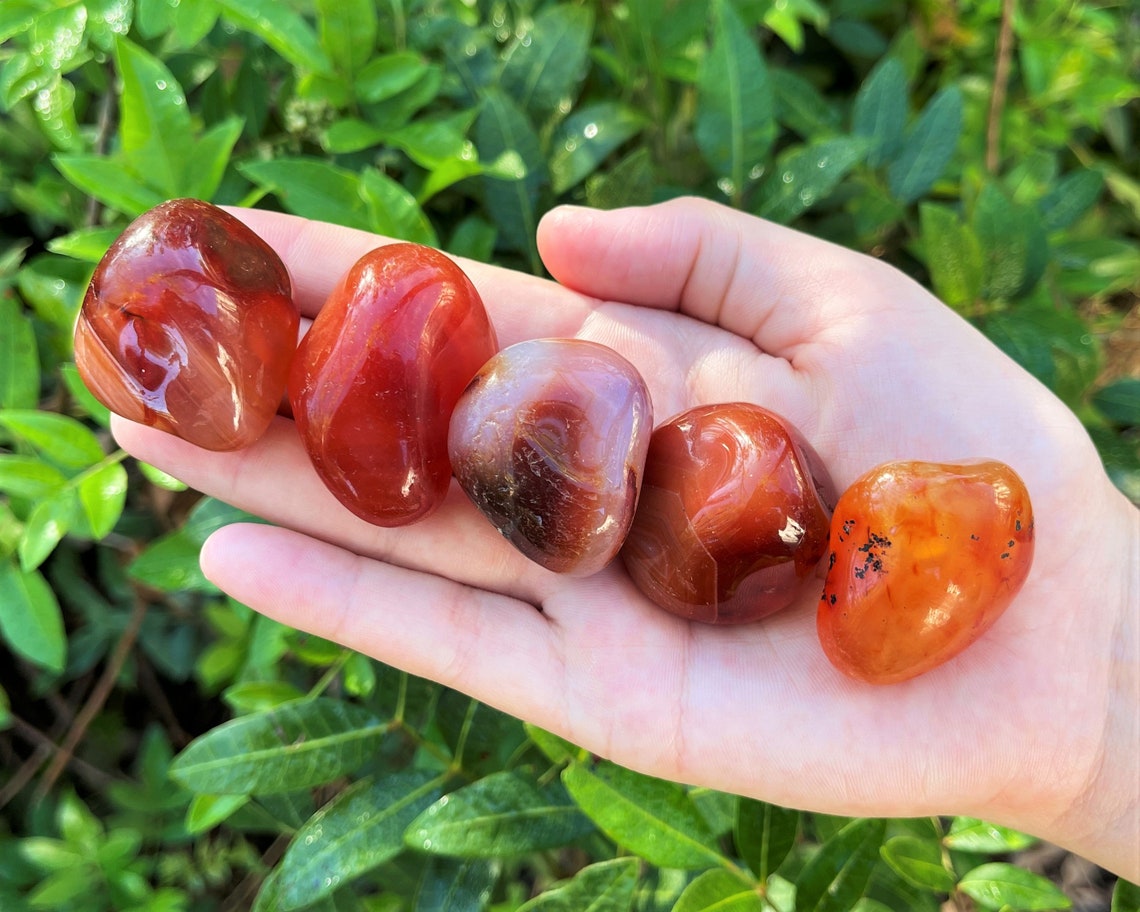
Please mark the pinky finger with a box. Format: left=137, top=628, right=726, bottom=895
left=200, top=523, right=562, bottom=719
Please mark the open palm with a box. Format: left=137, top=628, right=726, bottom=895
left=113, top=198, right=1137, bottom=875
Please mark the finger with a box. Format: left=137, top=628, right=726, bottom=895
left=199, top=521, right=1010, bottom=820
left=225, top=208, right=591, bottom=345
left=200, top=522, right=566, bottom=722
left=111, top=416, right=562, bottom=606
left=536, top=198, right=901, bottom=358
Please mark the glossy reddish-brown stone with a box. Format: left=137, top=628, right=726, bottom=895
left=818, top=460, right=1035, bottom=684
left=621, top=403, right=835, bottom=623
left=448, top=339, right=652, bottom=575
left=290, top=243, right=497, bottom=526
left=74, top=198, right=298, bottom=451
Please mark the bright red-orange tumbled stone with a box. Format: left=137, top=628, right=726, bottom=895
left=621, top=403, right=835, bottom=624
left=290, top=243, right=498, bottom=527
left=817, top=459, right=1035, bottom=685
left=448, top=339, right=653, bottom=576
left=74, top=198, right=298, bottom=451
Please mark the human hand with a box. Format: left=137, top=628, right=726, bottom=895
left=112, top=197, right=1139, bottom=878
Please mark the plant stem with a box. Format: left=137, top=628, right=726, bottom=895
left=305, top=651, right=351, bottom=700
left=986, top=0, right=1016, bottom=173
left=31, top=594, right=147, bottom=800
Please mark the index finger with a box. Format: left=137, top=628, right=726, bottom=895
left=225, top=208, right=593, bottom=347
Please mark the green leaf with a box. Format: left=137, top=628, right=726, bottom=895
left=414, top=857, right=498, bottom=912
left=419, top=157, right=488, bottom=205
left=0, top=411, right=104, bottom=471
left=692, top=789, right=736, bottom=838
left=46, top=227, right=120, bottom=263
left=771, top=67, right=843, bottom=139
left=852, top=56, right=907, bottom=168
left=323, top=118, right=387, bottom=153
left=973, top=184, right=1049, bottom=300
left=0, top=455, right=67, bottom=501
left=65, top=364, right=111, bottom=423
left=561, top=760, right=723, bottom=870
left=475, top=90, right=545, bottom=270
left=182, top=496, right=267, bottom=545
left=19, top=489, right=77, bottom=571
left=1113, top=879, right=1140, bottom=912
left=277, top=771, right=444, bottom=910
left=383, top=109, right=478, bottom=171
left=1039, top=169, right=1104, bottom=232
left=77, top=460, right=127, bottom=539
left=735, top=798, right=798, bottom=882
left=1092, top=379, right=1140, bottom=427
left=316, top=0, right=377, bottom=76
left=115, top=38, right=193, bottom=197
left=448, top=217, right=497, bottom=264
left=673, top=869, right=763, bottom=912
left=696, top=0, right=776, bottom=198
left=957, top=863, right=1072, bottom=911
left=180, top=0, right=224, bottom=49
left=169, top=698, right=388, bottom=794
left=216, top=0, right=333, bottom=75
left=13, top=254, right=90, bottom=335
left=19, top=5, right=88, bottom=91
left=0, top=298, right=38, bottom=410
left=756, top=136, right=870, bottom=223
left=27, top=867, right=98, bottom=908
left=85, top=0, right=132, bottom=51
left=549, top=102, right=646, bottom=195
left=222, top=680, right=306, bottom=714
left=585, top=148, right=654, bottom=210
left=185, top=793, right=250, bottom=834
left=128, top=528, right=215, bottom=592
left=0, top=1, right=39, bottom=44
left=355, top=52, right=429, bottom=104
left=829, top=18, right=887, bottom=58
left=887, top=86, right=962, bottom=204
left=136, top=461, right=188, bottom=492
left=0, top=559, right=66, bottom=673
left=501, top=4, right=594, bottom=118
left=942, top=818, right=1037, bottom=853
left=918, top=203, right=984, bottom=310
left=879, top=835, right=956, bottom=893
left=13, top=253, right=90, bottom=337
left=516, top=858, right=638, bottom=912
left=31, top=74, right=82, bottom=152
left=408, top=771, right=594, bottom=858
left=794, top=817, right=885, bottom=912
left=184, top=117, right=244, bottom=201
left=53, top=154, right=165, bottom=217
left=239, top=158, right=371, bottom=231
left=524, top=724, right=579, bottom=765
left=360, top=168, right=438, bottom=246
left=343, top=652, right=376, bottom=698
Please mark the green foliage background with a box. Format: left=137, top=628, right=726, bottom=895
left=1, top=0, right=1138, bottom=909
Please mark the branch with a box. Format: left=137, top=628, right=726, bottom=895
left=34, top=596, right=149, bottom=800
left=986, top=0, right=1017, bottom=173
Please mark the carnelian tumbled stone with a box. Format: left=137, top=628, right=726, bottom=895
left=448, top=339, right=653, bottom=576
left=74, top=198, right=298, bottom=451
left=817, top=459, right=1035, bottom=685
left=621, top=403, right=835, bottom=623
left=290, top=243, right=498, bottom=527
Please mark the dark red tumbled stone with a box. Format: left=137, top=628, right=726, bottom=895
left=621, top=402, right=835, bottom=623
left=74, top=198, right=298, bottom=451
